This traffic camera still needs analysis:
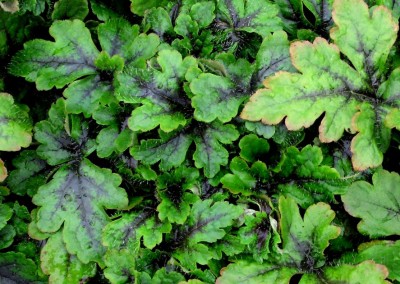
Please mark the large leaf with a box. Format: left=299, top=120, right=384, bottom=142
left=10, top=20, right=99, bottom=90
left=0, top=93, right=32, bottom=151
left=242, top=0, right=400, bottom=170
left=342, top=169, right=400, bottom=237
left=32, top=159, right=128, bottom=263
left=41, top=232, right=96, bottom=284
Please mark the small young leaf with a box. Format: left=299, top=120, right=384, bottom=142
left=342, top=169, right=400, bottom=237
left=239, top=134, right=269, bottom=163
left=0, top=93, right=32, bottom=151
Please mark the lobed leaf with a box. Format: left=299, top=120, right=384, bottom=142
left=10, top=20, right=99, bottom=90
left=342, top=169, right=400, bottom=237
left=0, top=93, right=32, bottom=151
left=41, top=232, right=96, bottom=284
left=241, top=0, right=400, bottom=170
left=32, top=159, right=128, bottom=263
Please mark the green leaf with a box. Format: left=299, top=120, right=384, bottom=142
left=32, top=159, right=128, bottom=263
left=242, top=3, right=400, bottom=170
left=353, top=240, right=400, bottom=281
left=190, top=1, right=215, bottom=29
left=191, top=54, right=253, bottom=123
left=10, top=20, right=99, bottom=90
left=0, top=252, right=45, bottom=283
left=117, top=50, right=196, bottom=132
left=193, top=122, right=240, bottom=178
left=152, top=268, right=186, bottom=283
left=7, top=150, right=47, bottom=196
left=279, top=196, right=340, bottom=268
left=98, top=19, right=160, bottom=68
left=238, top=212, right=274, bottom=262
left=239, top=134, right=269, bottom=163
left=252, top=31, right=294, bottom=89
left=244, top=121, right=275, bottom=139
left=173, top=243, right=219, bottom=271
left=52, top=0, right=89, bottom=20
left=93, top=103, right=135, bottom=158
left=274, top=0, right=303, bottom=34
left=216, top=261, right=297, bottom=284
left=220, top=157, right=269, bottom=196
left=302, top=0, right=333, bottom=28
left=103, top=250, right=137, bottom=284
left=330, top=0, right=398, bottom=79
left=0, top=93, right=32, bottom=151
left=0, top=225, right=16, bottom=249
left=342, top=169, right=400, bottom=237
left=215, top=0, right=282, bottom=37
left=41, top=232, right=96, bottom=283
left=143, top=7, right=173, bottom=37
left=0, top=203, right=12, bottom=230
left=34, top=99, right=96, bottom=165
left=130, top=0, right=168, bottom=16
left=157, top=167, right=200, bottom=224
left=186, top=199, right=243, bottom=245
left=0, top=159, right=6, bottom=182
left=320, top=261, right=389, bottom=283
left=351, top=102, right=390, bottom=170
left=103, top=212, right=171, bottom=251
left=131, top=131, right=193, bottom=171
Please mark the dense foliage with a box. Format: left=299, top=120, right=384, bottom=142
left=1, top=0, right=400, bottom=283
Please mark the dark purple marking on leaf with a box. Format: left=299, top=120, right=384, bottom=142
left=164, top=184, right=184, bottom=207
left=255, top=218, right=270, bottom=250
left=251, top=55, right=291, bottom=90
left=119, top=211, right=152, bottom=250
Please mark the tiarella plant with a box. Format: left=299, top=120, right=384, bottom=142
left=0, top=0, right=400, bottom=283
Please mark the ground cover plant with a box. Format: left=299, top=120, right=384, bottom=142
left=0, top=0, right=400, bottom=283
